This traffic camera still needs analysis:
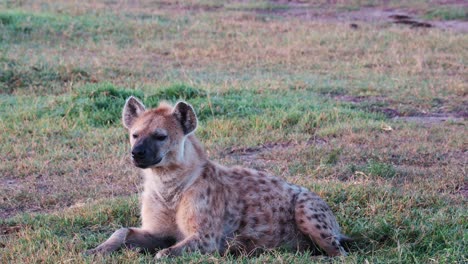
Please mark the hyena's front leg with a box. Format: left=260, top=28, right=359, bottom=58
left=155, top=188, right=225, bottom=259
left=155, top=233, right=220, bottom=259
left=85, top=227, right=176, bottom=255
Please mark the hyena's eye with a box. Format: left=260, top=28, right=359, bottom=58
left=154, top=134, right=167, bottom=141
left=132, top=134, right=139, bottom=139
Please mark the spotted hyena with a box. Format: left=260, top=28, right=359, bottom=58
left=86, top=97, right=350, bottom=259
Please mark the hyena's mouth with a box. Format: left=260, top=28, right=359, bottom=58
left=133, top=157, right=163, bottom=169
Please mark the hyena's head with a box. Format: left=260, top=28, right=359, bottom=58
left=122, top=96, right=197, bottom=169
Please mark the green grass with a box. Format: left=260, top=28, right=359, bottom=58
left=0, top=0, right=466, bottom=263
left=0, top=10, right=130, bottom=45
left=225, top=1, right=290, bottom=12
left=348, top=160, right=397, bottom=179
left=0, top=56, right=91, bottom=94
left=424, top=6, right=468, bottom=21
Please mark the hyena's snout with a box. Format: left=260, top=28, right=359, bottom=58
left=131, top=139, right=163, bottom=169
left=131, top=144, right=146, bottom=160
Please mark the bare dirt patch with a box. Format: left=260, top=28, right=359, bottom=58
left=226, top=140, right=297, bottom=158
left=0, top=225, right=22, bottom=235
left=224, top=138, right=327, bottom=171
left=344, top=9, right=466, bottom=33
left=225, top=140, right=298, bottom=170
left=392, top=114, right=465, bottom=125
left=333, top=95, right=466, bottom=124
left=0, top=224, right=22, bottom=248
left=334, top=95, right=401, bottom=118
left=459, top=183, right=468, bottom=198
left=0, top=165, right=140, bottom=219
left=226, top=138, right=327, bottom=158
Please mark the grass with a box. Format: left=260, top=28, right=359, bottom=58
left=225, top=1, right=290, bottom=12
left=424, top=6, right=468, bottom=21
left=0, top=0, right=467, bottom=263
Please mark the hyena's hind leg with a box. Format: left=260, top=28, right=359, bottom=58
left=294, top=191, right=348, bottom=257
left=85, top=228, right=176, bottom=255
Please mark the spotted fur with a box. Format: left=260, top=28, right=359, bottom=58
left=86, top=98, right=349, bottom=258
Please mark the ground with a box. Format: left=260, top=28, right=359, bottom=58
left=0, top=0, right=467, bottom=263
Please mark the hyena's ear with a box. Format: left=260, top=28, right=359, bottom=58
left=173, top=101, right=197, bottom=135
left=122, top=96, right=146, bottom=129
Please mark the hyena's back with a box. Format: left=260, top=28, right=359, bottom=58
left=200, top=162, right=346, bottom=255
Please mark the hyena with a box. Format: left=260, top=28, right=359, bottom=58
left=86, top=97, right=350, bottom=259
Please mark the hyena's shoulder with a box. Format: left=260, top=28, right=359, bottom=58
left=197, top=162, right=303, bottom=205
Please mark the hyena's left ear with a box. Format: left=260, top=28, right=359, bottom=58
left=173, top=101, right=197, bottom=135
left=122, top=96, right=146, bottom=129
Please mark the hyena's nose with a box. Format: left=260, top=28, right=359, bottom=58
left=131, top=148, right=146, bottom=159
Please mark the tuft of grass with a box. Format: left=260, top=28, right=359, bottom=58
left=325, top=148, right=342, bottom=165
left=62, top=83, right=143, bottom=127
left=366, top=160, right=397, bottom=178
left=349, top=160, right=397, bottom=179
left=0, top=10, right=53, bottom=35
left=146, top=83, right=207, bottom=103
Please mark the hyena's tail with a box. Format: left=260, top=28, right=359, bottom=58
left=294, top=190, right=348, bottom=256
left=339, top=234, right=354, bottom=243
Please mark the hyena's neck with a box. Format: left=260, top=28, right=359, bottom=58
left=143, top=134, right=207, bottom=207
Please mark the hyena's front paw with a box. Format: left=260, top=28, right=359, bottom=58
left=83, top=228, right=130, bottom=256
left=155, top=248, right=171, bottom=259
left=83, top=248, right=98, bottom=256
left=83, top=245, right=114, bottom=256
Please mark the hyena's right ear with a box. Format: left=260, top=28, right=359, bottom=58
left=122, top=96, right=146, bottom=129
